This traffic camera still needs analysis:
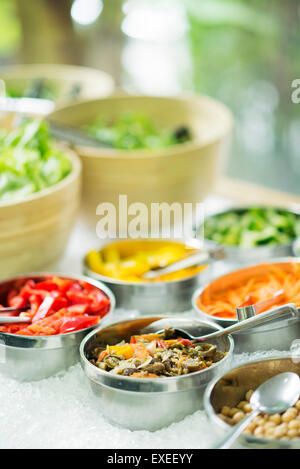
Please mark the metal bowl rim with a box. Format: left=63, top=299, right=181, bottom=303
left=192, top=257, right=300, bottom=325
left=203, top=353, right=300, bottom=445
left=80, top=315, right=234, bottom=392
left=0, top=272, right=116, bottom=348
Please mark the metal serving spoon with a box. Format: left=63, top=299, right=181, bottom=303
left=142, top=247, right=225, bottom=280
left=213, top=372, right=300, bottom=449
left=154, top=303, right=298, bottom=342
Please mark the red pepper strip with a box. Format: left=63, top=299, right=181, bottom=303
left=59, top=315, right=99, bottom=334
left=156, top=340, right=168, bottom=349
left=32, top=295, right=55, bottom=323
left=8, top=294, right=27, bottom=310
left=177, top=339, right=194, bottom=347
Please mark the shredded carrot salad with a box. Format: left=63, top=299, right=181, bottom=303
left=197, top=262, right=300, bottom=319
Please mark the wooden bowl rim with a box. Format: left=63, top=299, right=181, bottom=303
left=0, top=63, right=114, bottom=87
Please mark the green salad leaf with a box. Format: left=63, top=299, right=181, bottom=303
left=0, top=120, right=72, bottom=203
left=85, top=111, right=191, bottom=150
left=203, top=207, right=300, bottom=247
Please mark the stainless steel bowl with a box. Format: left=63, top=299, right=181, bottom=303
left=0, top=273, right=115, bottom=382
left=197, top=206, right=300, bottom=274
left=83, top=239, right=211, bottom=314
left=192, top=258, right=300, bottom=353
left=292, top=237, right=300, bottom=257
left=204, top=355, right=300, bottom=449
left=80, top=316, right=234, bottom=431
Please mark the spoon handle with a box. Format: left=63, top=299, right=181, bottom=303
left=198, top=303, right=298, bottom=341
left=212, top=410, right=258, bottom=449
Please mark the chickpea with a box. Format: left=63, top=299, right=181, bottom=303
left=232, top=411, right=245, bottom=423
left=265, top=428, right=275, bottom=439
left=264, top=421, right=276, bottom=430
left=253, top=416, right=264, bottom=426
left=288, top=419, right=300, bottom=430
left=223, top=391, right=300, bottom=441
left=221, top=406, right=231, bottom=417
left=238, top=401, right=248, bottom=410
left=273, top=423, right=288, bottom=439
left=254, top=426, right=265, bottom=437
left=282, top=408, right=298, bottom=423
left=245, top=390, right=254, bottom=402
left=229, top=408, right=240, bottom=418
left=287, top=429, right=298, bottom=439
left=269, top=414, right=282, bottom=425
left=243, top=403, right=252, bottom=413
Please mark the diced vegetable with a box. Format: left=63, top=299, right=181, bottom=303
left=203, top=207, right=300, bottom=248
left=0, top=276, right=110, bottom=336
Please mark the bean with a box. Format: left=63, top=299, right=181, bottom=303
left=282, top=408, right=297, bottom=423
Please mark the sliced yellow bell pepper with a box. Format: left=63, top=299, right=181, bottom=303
left=106, top=344, right=134, bottom=359
left=86, top=250, right=103, bottom=274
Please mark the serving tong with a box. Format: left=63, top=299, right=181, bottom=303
left=0, top=82, right=112, bottom=149
left=155, top=303, right=299, bottom=342
left=0, top=305, right=31, bottom=324
left=142, top=246, right=226, bottom=280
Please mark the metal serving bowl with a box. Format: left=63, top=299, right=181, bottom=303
left=0, top=274, right=115, bottom=382
left=204, top=355, right=300, bottom=449
left=196, top=206, right=300, bottom=275
left=192, top=259, right=300, bottom=353
left=80, top=316, right=234, bottom=431
left=83, top=239, right=211, bottom=314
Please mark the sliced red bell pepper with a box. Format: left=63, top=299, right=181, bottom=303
left=59, top=315, right=99, bottom=334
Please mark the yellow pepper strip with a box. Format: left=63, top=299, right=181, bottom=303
left=106, top=344, right=134, bottom=359
left=86, top=250, right=103, bottom=274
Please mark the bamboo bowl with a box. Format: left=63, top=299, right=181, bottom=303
left=0, top=148, right=82, bottom=279
left=49, top=94, right=233, bottom=231
left=0, top=64, right=115, bottom=106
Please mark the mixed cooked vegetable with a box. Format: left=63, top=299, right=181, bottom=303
left=0, top=276, right=110, bottom=336
left=0, top=120, right=72, bottom=203
left=197, top=262, right=300, bottom=320
left=90, top=328, right=225, bottom=378
left=85, top=111, right=191, bottom=150
left=203, top=207, right=300, bottom=248
left=86, top=240, right=206, bottom=282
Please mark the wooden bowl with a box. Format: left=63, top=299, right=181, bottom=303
left=0, top=64, right=115, bottom=106
left=50, top=94, right=233, bottom=230
left=0, top=148, right=82, bottom=279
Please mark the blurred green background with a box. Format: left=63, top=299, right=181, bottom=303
left=0, top=0, right=299, bottom=193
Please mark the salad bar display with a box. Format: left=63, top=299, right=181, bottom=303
left=0, top=68, right=300, bottom=449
